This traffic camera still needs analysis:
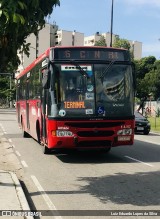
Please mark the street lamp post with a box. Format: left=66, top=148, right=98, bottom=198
left=110, top=0, right=114, bottom=47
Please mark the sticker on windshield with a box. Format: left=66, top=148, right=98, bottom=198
left=97, top=106, right=105, bottom=115
left=86, top=109, right=93, bottom=114
left=87, top=84, right=94, bottom=92
left=85, top=93, right=94, bottom=100
left=59, top=110, right=66, bottom=117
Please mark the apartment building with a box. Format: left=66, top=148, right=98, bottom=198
left=55, top=30, right=84, bottom=46
left=18, top=23, right=58, bottom=69
left=84, top=32, right=116, bottom=47
left=18, top=24, right=142, bottom=71
left=84, top=32, right=142, bottom=60
left=19, top=24, right=84, bottom=70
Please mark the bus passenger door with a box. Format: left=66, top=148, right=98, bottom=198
left=41, top=68, right=51, bottom=144
left=41, top=89, right=47, bottom=141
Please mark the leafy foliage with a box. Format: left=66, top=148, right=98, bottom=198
left=0, top=0, right=60, bottom=73
left=0, top=76, right=15, bottom=106
left=94, top=36, right=107, bottom=46
left=113, top=36, right=131, bottom=50
left=112, top=35, right=135, bottom=60
left=134, top=57, right=160, bottom=109
left=134, top=56, right=157, bottom=99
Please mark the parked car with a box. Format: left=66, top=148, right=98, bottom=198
left=135, top=111, right=151, bottom=135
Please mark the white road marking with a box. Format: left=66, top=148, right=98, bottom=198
left=31, top=175, right=62, bottom=219
left=8, top=138, right=12, bottom=143
left=135, top=137, right=160, bottom=146
left=0, top=124, right=5, bottom=132
left=146, top=140, right=160, bottom=145
left=15, top=151, right=21, bottom=157
left=21, top=160, right=28, bottom=168
left=125, top=156, right=154, bottom=167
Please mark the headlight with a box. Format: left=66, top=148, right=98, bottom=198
left=117, top=128, right=132, bottom=135
left=56, top=130, right=73, bottom=137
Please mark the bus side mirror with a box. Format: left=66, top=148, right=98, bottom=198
left=42, top=70, right=51, bottom=89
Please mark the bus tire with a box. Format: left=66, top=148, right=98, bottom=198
left=23, top=130, right=28, bottom=138
left=43, top=145, right=51, bottom=154
left=21, top=118, right=29, bottom=138
left=36, top=121, right=41, bottom=144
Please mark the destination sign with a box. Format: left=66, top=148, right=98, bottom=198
left=53, top=48, right=130, bottom=61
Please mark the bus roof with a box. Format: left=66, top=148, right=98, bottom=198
left=16, top=46, right=129, bottom=79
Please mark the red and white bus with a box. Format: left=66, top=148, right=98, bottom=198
left=16, top=46, right=136, bottom=154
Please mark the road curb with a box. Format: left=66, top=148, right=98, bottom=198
left=10, top=172, right=34, bottom=219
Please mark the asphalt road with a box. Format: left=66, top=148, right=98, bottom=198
left=0, top=108, right=160, bottom=219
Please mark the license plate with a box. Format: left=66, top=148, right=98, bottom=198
left=137, top=127, right=144, bottom=130
left=118, top=136, right=131, bottom=141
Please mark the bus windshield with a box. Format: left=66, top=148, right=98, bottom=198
left=48, top=63, right=134, bottom=118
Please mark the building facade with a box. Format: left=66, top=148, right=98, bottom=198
left=19, top=23, right=59, bottom=69
left=55, top=30, right=84, bottom=46
left=18, top=24, right=142, bottom=71
left=19, top=24, right=84, bottom=69
left=84, top=32, right=142, bottom=60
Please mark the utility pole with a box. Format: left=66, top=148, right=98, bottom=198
left=110, top=0, right=114, bottom=47
left=36, top=33, right=39, bottom=58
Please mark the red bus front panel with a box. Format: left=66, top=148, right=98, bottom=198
left=46, top=119, right=134, bottom=149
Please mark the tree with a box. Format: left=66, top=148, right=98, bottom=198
left=134, top=56, right=157, bottom=99
left=0, top=75, right=15, bottom=106
left=153, top=60, right=160, bottom=99
left=94, top=35, right=107, bottom=46
left=0, top=0, right=60, bottom=73
left=134, top=56, right=160, bottom=113
left=134, top=56, right=156, bottom=80
left=113, top=36, right=131, bottom=50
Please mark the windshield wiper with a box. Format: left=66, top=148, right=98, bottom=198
left=70, top=60, right=89, bottom=78
left=100, top=60, right=115, bottom=78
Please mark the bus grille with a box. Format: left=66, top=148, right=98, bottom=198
left=77, top=130, right=114, bottom=137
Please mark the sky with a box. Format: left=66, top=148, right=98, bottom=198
left=50, top=0, right=160, bottom=59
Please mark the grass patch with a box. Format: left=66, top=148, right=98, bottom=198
left=147, top=116, right=160, bottom=132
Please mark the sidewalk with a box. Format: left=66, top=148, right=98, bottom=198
left=0, top=137, right=33, bottom=218
left=0, top=171, right=33, bottom=218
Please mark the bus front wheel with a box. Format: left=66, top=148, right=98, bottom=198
left=36, top=122, right=41, bottom=144
left=21, top=119, right=29, bottom=138
left=43, top=145, right=51, bottom=154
